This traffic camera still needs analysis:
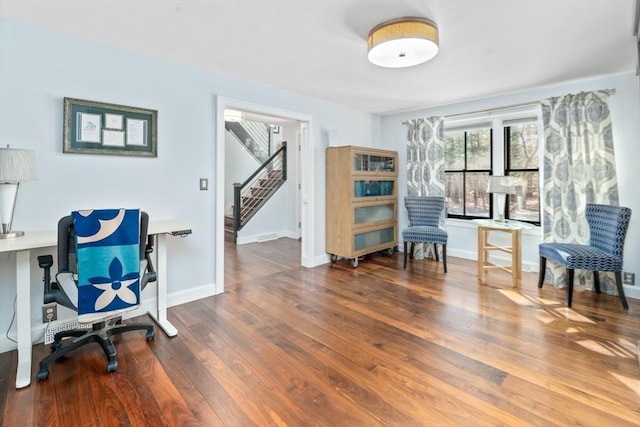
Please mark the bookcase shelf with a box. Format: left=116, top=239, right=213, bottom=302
left=326, top=146, right=398, bottom=267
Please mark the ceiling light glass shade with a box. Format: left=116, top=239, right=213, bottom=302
left=224, top=109, right=244, bottom=122
left=367, top=17, right=439, bottom=68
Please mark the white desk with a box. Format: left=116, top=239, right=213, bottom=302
left=0, top=219, right=192, bottom=389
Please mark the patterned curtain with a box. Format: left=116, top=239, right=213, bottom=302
left=540, top=90, right=619, bottom=293
left=406, top=117, right=445, bottom=197
left=405, top=117, right=445, bottom=259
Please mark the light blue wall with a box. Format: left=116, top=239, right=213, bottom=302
left=2, top=17, right=636, bottom=351
left=381, top=72, right=640, bottom=298
left=0, top=19, right=379, bottom=348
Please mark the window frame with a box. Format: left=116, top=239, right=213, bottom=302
left=444, top=128, right=493, bottom=220
left=443, top=108, right=542, bottom=225
left=503, top=122, right=541, bottom=226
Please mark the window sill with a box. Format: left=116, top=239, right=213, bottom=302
left=445, top=218, right=542, bottom=236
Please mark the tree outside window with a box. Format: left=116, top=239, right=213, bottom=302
left=444, top=129, right=492, bottom=218
left=505, top=123, right=540, bottom=224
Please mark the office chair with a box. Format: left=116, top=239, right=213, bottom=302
left=403, top=196, right=448, bottom=272
left=36, top=209, right=156, bottom=381
left=538, top=204, right=631, bottom=309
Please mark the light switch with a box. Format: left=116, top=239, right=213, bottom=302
left=199, top=178, right=208, bottom=190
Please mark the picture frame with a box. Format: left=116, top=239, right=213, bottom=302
left=63, top=97, right=157, bottom=157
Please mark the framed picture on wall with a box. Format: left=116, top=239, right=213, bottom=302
left=63, top=97, right=157, bottom=157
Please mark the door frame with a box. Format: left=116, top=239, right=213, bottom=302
left=215, top=96, right=315, bottom=293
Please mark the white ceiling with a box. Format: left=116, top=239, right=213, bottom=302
left=1, top=0, right=637, bottom=115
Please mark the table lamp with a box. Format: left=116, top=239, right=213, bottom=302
left=487, top=175, right=520, bottom=223
left=0, top=146, right=37, bottom=238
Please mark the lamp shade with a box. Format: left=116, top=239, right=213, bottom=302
left=367, top=17, right=439, bottom=68
left=487, top=176, right=520, bottom=194
left=0, top=147, right=37, bottom=183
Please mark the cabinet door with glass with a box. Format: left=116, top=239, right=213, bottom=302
left=326, top=146, right=398, bottom=267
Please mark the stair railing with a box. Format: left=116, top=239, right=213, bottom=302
left=232, top=141, right=287, bottom=242
left=226, top=121, right=271, bottom=163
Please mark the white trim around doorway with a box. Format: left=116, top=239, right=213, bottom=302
left=215, top=96, right=315, bottom=294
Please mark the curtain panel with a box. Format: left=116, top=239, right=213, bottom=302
left=406, top=117, right=445, bottom=197
left=540, top=90, right=620, bottom=293
left=405, top=117, right=445, bottom=259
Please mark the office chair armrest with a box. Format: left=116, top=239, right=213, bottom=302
left=38, top=255, right=76, bottom=311
left=141, top=237, right=157, bottom=288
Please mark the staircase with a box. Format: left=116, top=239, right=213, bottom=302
left=226, top=141, right=287, bottom=243
left=225, top=120, right=271, bottom=163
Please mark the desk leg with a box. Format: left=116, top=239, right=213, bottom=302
left=16, top=250, right=32, bottom=388
left=147, top=233, right=178, bottom=337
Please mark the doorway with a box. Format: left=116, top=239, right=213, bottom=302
left=215, top=97, right=314, bottom=294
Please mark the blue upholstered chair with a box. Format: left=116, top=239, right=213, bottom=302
left=538, top=204, right=631, bottom=309
left=403, top=196, right=448, bottom=272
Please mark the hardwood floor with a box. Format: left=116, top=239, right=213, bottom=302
left=1, top=238, right=639, bottom=426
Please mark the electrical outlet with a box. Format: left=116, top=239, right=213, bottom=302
left=42, top=303, right=57, bottom=323
left=623, top=272, right=635, bottom=286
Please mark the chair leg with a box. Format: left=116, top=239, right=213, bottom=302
left=403, top=241, right=408, bottom=269
left=614, top=271, right=629, bottom=310
left=410, top=243, right=415, bottom=260
left=433, top=244, right=439, bottom=262
left=442, top=244, right=447, bottom=273
left=593, top=271, right=601, bottom=294
left=566, top=268, right=574, bottom=307
left=537, top=256, right=547, bottom=288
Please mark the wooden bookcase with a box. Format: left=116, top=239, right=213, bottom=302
left=326, top=146, right=398, bottom=267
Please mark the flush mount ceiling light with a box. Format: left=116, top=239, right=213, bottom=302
left=367, top=17, right=439, bottom=68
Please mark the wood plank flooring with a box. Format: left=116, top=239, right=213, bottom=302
left=1, top=238, right=639, bottom=426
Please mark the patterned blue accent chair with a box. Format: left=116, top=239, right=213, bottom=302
left=403, top=196, right=448, bottom=272
left=538, top=204, right=631, bottom=309
left=36, top=209, right=157, bottom=381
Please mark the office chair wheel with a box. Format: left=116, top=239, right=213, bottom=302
left=36, top=368, right=49, bottom=381
left=107, top=360, right=118, bottom=373
left=146, top=330, right=155, bottom=340
left=351, top=258, right=359, bottom=268
left=330, top=254, right=338, bottom=262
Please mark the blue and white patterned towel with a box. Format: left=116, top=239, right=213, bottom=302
left=72, top=208, right=140, bottom=323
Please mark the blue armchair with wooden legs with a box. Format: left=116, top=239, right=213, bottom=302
left=538, top=204, right=631, bottom=309
left=402, top=196, right=448, bottom=272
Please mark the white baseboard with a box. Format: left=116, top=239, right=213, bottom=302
left=236, top=230, right=300, bottom=245
left=623, top=284, right=640, bottom=299
left=448, top=248, right=540, bottom=273
left=315, top=253, right=332, bottom=267
left=0, top=282, right=220, bottom=354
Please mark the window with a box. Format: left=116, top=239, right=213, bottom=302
left=444, top=128, right=492, bottom=219
left=443, top=113, right=541, bottom=224
left=504, top=122, right=540, bottom=224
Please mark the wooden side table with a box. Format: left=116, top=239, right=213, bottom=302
left=474, top=220, right=526, bottom=287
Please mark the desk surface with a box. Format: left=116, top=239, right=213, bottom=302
left=0, top=231, right=57, bottom=253
left=0, top=220, right=193, bottom=253
left=3, top=217, right=193, bottom=389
